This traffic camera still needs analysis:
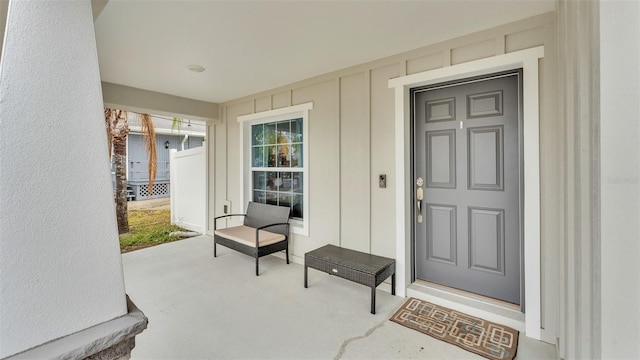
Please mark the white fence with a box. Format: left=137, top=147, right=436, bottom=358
left=170, top=147, right=206, bottom=234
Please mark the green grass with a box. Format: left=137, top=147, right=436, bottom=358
left=119, top=209, right=186, bottom=253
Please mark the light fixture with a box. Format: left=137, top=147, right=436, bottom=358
left=188, top=64, right=205, bottom=73
left=164, top=140, right=170, bottom=149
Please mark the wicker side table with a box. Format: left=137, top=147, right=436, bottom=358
left=304, top=244, right=395, bottom=314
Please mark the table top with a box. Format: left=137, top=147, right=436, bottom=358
left=305, top=244, right=395, bottom=274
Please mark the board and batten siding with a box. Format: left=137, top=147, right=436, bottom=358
left=211, top=12, right=558, bottom=343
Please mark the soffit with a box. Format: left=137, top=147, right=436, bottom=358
left=94, top=0, right=555, bottom=103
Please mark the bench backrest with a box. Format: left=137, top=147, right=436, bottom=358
left=244, top=202, right=290, bottom=236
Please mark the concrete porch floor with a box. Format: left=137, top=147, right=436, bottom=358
left=122, top=236, right=557, bottom=359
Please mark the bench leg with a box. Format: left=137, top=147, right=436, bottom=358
left=256, top=257, right=259, bottom=276
left=304, top=266, right=308, bottom=288
left=371, top=287, right=376, bottom=314
left=286, top=246, right=290, bottom=264
left=214, top=242, right=217, bottom=257
left=392, top=274, right=396, bottom=295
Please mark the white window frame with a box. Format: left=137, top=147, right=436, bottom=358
left=238, top=102, right=312, bottom=236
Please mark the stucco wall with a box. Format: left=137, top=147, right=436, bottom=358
left=0, top=2, right=127, bottom=357
left=212, top=12, right=558, bottom=342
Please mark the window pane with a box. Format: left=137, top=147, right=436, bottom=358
left=273, top=173, right=282, bottom=190
left=265, top=191, right=278, bottom=206
left=253, top=171, right=266, bottom=190
left=277, top=121, right=290, bottom=143
left=253, top=190, right=266, bottom=203
left=292, top=172, right=303, bottom=193
left=266, top=123, right=277, bottom=144
left=252, top=124, right=264, bottom=146
left=265, top=172, right=278, bottom=191
left=291, top=118, right=303, bottom=143
left=291, top=194, right=303, bottom=219
left=267, top=146, right=277, bottom=167
left=279, top=172, right=292, bottom=192
left=277, top=145, right=290, bottom=167
left=278, top=192, right=292, bottom=208
left=252, top=146, right=265, bottom=167
left=291, top=143, right=302, bottom=167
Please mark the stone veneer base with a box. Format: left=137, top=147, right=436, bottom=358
left=4, top=296, right=148, bottom=360
left=84, top=337, right=135, bottom=360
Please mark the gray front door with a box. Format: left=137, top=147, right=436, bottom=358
left=413, top=71, right=522, bottom=305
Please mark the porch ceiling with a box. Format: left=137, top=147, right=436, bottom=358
left=93, top=0, right=555, bottom=104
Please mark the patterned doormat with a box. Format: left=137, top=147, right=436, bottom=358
left=390, top=298, right=519, bottom=360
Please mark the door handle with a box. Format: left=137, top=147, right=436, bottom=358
left=416, top=178, right=424, bottom=223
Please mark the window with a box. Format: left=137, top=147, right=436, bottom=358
left=238, top=103, right=312, bottom=235
left=250, top=117, right=304, bottom=218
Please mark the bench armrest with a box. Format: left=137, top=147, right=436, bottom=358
left=213, top=214, right=246, bottom=230
left=255, top=222, right=290, bottom=247
left=256, top=222, right=290, bottom=231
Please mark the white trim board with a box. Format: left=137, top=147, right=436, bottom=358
left=389, top=46, right=544, bottom=340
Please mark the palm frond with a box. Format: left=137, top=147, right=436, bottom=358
left=140, top=113, right=157, bottom=195
left=171, top=117, right=183, bottom=133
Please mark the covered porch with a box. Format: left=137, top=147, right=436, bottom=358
left=1, top=1, right=639, bottom=359
left=123, top=236, right=555, bottom=359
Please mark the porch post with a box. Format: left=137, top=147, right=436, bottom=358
left=599, top=1, right=640, bottom=358
left=556, top=1, right=601, bottom=358
left=0, top=1, right=146, bottom=358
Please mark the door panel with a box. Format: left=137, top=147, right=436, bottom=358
left=426, top=204, right=457, bottom=264
left=426, top=97, right=456, bottom=122
left=468, top=126, right=503, bottom=190
left=468, top=207, right=505, bottom=275
left=426, top=130, right=456, bottom=188
left=413, top=71, right=521, bottom=305
left=467, top=90, right=503, bottom=118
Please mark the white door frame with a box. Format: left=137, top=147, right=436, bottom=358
left=389, top=46, right=544, bottom=339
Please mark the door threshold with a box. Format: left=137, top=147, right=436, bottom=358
left=407, top=281, right=525, bottom=333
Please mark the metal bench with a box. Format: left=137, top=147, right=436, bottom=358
left=213, top=202, right=290, bottom=276
left=304, top=244, right=396, bottom=314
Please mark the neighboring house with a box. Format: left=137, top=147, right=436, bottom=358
left=111, top=115, right=205, bottom=200
left=1, top=2, right=639, bottom=360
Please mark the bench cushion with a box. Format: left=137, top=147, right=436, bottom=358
left=214, top=225, right=286, bottom=248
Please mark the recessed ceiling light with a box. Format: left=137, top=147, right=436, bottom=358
left=188, top=65, right=205, bottom=73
